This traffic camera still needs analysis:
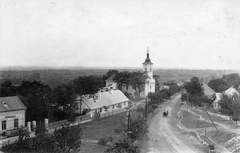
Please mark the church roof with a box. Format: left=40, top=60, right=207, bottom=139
left=143, top=49, right=153, bottom=64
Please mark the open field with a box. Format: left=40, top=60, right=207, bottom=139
left=81, top=112, right=126, bottom=140
left=181, top=111, right=213, bottom=129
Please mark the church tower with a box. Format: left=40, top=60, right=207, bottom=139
left=142, top=48, right=155, bottom=97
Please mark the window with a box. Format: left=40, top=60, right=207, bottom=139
left=14, top=119, right=18, bottom=128
left=126, top=85, right=128, bottom=90
left=113, top=105, right=114, bottom=109
left=100, top=108, right=102, bottom=112
left=2, top=120, right=6, bottom=130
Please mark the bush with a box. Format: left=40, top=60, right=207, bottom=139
left=98, top=137, right=109, bottom=145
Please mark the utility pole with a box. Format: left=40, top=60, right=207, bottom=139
left=126, top=110, right=132, bottom=138
left=79, top=95, right=82, bottom=115
left=145, top=98, right=148, bottom=121
left=205, top=109, right=207, bottom=137
left=187, top=92, right=188, bottom=112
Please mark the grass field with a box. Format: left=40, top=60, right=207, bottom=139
left=181, top=110, right=213, bottom=129
left=181, top=106, right=240, bottom=152
left=81, top=112, right=126, bottom=140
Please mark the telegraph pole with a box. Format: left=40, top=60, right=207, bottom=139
left=126, top=110, right=132, bottom=138
left=145, top=98, right=148, bottom=121
left=187, top=92, right=188, bottom=112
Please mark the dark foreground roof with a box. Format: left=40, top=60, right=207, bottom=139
left=0, top=96, right=27, bottom=112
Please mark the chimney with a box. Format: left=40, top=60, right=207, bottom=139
left=109, top=87, right=113, bottom=95
left=98, top=88, right=101, bottom=98
left=2, top=102, right=10, bottom=110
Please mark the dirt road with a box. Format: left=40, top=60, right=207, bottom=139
left=141, top=94, right=204, bottom=153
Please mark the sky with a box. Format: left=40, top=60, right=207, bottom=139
left=0, top=0, right=240, bottom=70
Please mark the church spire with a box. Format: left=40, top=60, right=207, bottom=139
left=143, top=47, right=152, bottom=64
left=147, top=47, right=149, bottom=58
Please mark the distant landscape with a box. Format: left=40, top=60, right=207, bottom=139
left=0, top=66, right=238, bottom=89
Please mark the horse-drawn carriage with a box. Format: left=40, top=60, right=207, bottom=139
left=163, top=110, right=168, bottom=117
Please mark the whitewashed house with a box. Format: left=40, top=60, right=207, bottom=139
left=212, top=87, right=239, bottom=109
left=212, top=93, right=222, bottom=109
left=76, top=89, right=130, bottom=118
left=0, top=96, right=27, bottom=133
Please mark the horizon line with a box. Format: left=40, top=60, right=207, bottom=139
left=0, top=65, right=239, bottom=71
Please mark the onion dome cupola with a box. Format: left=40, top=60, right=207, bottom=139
left=142, top=48, right=153, bottom=76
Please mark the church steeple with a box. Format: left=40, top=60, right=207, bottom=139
left=142, top=47, right=155, bottom=98
left=143, top=47, right=153, bottom=64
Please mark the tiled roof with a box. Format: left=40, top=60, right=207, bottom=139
left=76, top=89, right=129, bottom=110
left=202, top=82, right=216, bottom=96
left=0, top=96, right=27, bottom=112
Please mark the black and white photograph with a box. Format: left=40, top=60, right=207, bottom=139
left=0, top=0, right=240, bottom=152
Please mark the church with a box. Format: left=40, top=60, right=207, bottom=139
left=106, top=48, right=156, bottom=98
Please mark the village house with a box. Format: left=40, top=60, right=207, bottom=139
left=212, top=87, right=239, bottom=109
left=0, top=96, right=27, bottom=134
left=76, top=88, right=130, bottom=118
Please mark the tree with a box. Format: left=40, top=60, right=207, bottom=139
left=181, top=93, right=187, bottom=102
left=17, top=81, right=53, bottom=122
left=2, top=124, right=82, bottom=153
left=54, top=123, right=82, bottom=152
left=105, top=138, right=139, bottom=153
left=113, top=71, right=132, bottom=90
left=130, top=71, right=149, bottom=97
left=93, top=110, right=101, bottom=121
left=208, top=78, right=229, bottom=93
left=184, top=77, right=203, bottom=96
left=153, top=75, right=161, bottom=92
left=232, top=97, right=240, bottom=124
left=0, top=80, right=17, bottom=97
left=73, top=76, right=104, bottom=94
left=73, top=76, right=104, bottom=115
left=123, top=91, right=131, bottom=99
left=222, top=73, right=240, bottom=89
left=52, top=83, right=80, bottom=122
left=219, top=94, right=234, bottom=120
left=102, top=69, right=119, bottom=81
left=28, top=72, right=41, bottom=81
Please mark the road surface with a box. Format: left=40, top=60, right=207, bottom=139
left=141, top=94, right=204, bottom=153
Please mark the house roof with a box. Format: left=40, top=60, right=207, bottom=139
left=0, top=96, right=27, bottom=112
left=76, top=89, right=129, bottom=110
left=106, top=73, right=116, bottom=82
left=202, top=82, right=216, bottom=96
left=223, top=87, right=239, bottom=96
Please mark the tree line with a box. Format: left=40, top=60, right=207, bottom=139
left=182, top=73, right=240, bottom=123
left=0, top=76, right=104, bottom=122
